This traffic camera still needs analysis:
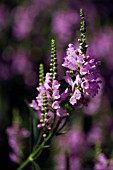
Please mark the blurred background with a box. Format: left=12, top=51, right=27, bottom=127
left=0, top=0, right=113, bottom=169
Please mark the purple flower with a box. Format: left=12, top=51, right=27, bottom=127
left=70, top=89, right=81, bottom=105
left=62, top=56, right=78, bottom=70
left=81, top=80, right=89, bottom=90
left=70, top=95, right=78, bottom=105
left=83, top=80, right=103, bottom=115
left=63, top=71, right=74, bottom=86
left=54, top=127, right=85, bottom=170
left=62, top=43, right=101, bottom=106
left=11, top=48, right=38, bottom=86
left=9, top=152, right=20, bottom=164
left=6, top=123, right=29, bottom=163
left=94, top=154, right=108, bottom=170
left=52, top=80, right=60, bottom=89
left=52, top=101, right=60, bottom=109
left=29, top=100, right=39, bottom=110
left=75, top=74, right=82, bottom=86
left=76, top=54, right=85, bottom=64
left=52, top=10, right=79, bottom=43
left=44, top=73, right=52, bottom=90
left=30, top=70, right=62, bottom=132
left=52, top=89, right=60, bottom=99
left=56, top=108, right=67, bottom=117
left=13, top=6, right=35, bottom=39
left=60, top=88, right=70, bottom=102
left=84, top=81, right=100, bottom=97
left=62, top=44, right=78, bottom=70
left=88, top=27, right=113, bottom=68
left=70, top=157, right=81, bottom=170
left=86, top=124, right=103, bottom=145
left=80, top=63, right=90, bottom=75
left=20, top=128, right=30, bottom=137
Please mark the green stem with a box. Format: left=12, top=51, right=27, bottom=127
left=16, top=132, right=52, bottom=170
left=33, top=147, right=44, bottom=160
left=16, top=157, right=30, bottom=170
left=55, top=116, right=68, bottom=134
left=51, top=118, right=62, bottom=138
left=33, top=130, right=43, bottom=150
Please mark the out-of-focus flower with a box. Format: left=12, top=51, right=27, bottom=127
left=54, top=126, right=84, bottom=170
left=88, top=27, right=113, bottom=69
left=83, top=78, right=104, bottom=115
left=32, top=0, right=57, bottom=11
left=94, top=153, right=108, bottom=170
left=0, top=4, right=9, bottom=31
left=52, top=10, right=79, bottom=43
left=0, top=63, right=11, bottom=80
left=6, top=111, right=29, bottom=163
left=12, top=6, right=35, bottom=39
left=94, top=151, right=113, bottom=170
left=11, top=48, right=38, bottom=86
left=86, top=122, right=103, bottom=145
left=11, top=49, right=32, bottom=75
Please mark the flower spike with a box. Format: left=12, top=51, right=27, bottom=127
left=50, top=39, right=57, bottom=79
left=39, top=63, right=44, bottom=86
left=79, top=8, right=88, bottom=55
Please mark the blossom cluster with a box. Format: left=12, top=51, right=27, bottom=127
left=29, top=41, right=59, bottom=137
left=29, top=40, right=101, bottom=139
left=30, top=70, right=69, bottom=138
left=53, top=124, right=113, bottom=170
left=6, top=124, right=29, bottom=163
left=62, top=43, right=101, bottom=106
left=94, top=153, right=113, bottom=170
left=4, top=8, right=103, bottom=170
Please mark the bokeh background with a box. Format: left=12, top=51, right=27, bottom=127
left=0, top=0, right=113, bottom=169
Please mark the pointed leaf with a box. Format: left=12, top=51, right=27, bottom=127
left=24, top=99, right=38, bottom=147
left=55, top=131, right=67, bottom=135
left=43, top=145, right=50, bottom=148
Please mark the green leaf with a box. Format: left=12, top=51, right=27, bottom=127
left=24, top=99, right=39, bottom=148
left=43, top=145, right=50, bottom=148
left=55, top=131, right=67, bottom=135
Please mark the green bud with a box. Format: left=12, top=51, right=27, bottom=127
left=50, top=39, right=57, bottom=79
left=79, top=8, right=87, bottom=55
left=39, top=63, right=44, bottom=86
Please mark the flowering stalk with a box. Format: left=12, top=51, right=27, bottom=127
left=79, top=8, right=88, bottom=55
left=50, top=39, right=57, bottom=79
left=39, top=63, right=44, bottom=86
left=16, top=9, right=102, bottom=170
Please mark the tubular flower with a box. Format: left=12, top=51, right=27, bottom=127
left=62, top=44, right=101, bottom=106
left=29, top=71, right=66, bottom=136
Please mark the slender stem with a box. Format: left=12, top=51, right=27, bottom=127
left=16, top=132, right=53, bottom=170
left=32, top=141, right=45, bottom=158
left=16, top=157, right=30, bottom=170
left=33, top=147, right=43, bottom=160
left=33, top=130, right=43, bottom=150
left=16, top=113, right=59, bottom=170
left=16, top=143, right=44, bottom=170
left=56, top=117, right=69, bottom=133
